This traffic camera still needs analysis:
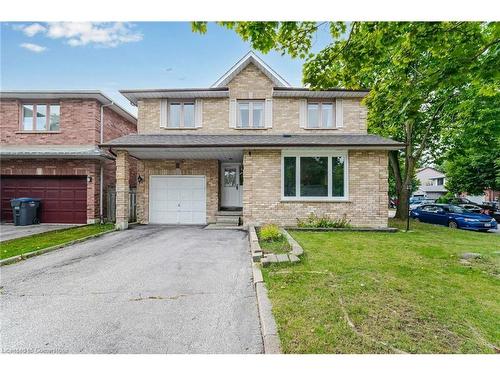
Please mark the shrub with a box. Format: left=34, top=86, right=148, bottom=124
left=259, top=224, right=283, bottom=241
left=296, top=213, right=351, bottom=228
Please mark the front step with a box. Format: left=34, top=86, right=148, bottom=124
left=215, top=216, right=240, bottom=225
left=215, top=211, right=242, bottom=226
left=216, top=210, right=242, bottom=216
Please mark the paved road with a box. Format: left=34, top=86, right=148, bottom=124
left=0, top=223, right=79, bottom=242
left=0, top=225, right=263, bottom=353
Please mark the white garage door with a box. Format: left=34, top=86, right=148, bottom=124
left=149, top=176, right=206, bottom=224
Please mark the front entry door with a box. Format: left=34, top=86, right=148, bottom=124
left=221, top=163, right=243, bottom=208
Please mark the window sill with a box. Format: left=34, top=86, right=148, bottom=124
left=281, top=197, right=351, bottom=203
left=160, top=127, right=199, bottom=130
left=303, top=127, right=339, bottom=130
left=234, top=127, right=268, bottom=130
left=16, top=131, right=61, bottom=134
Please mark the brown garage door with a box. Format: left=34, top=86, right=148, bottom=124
left=0, top=176, right=87, bottom=224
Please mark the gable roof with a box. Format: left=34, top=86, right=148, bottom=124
left=211, top=51, right=291, bottom=88
left=416, top=167, right=446, bottom=178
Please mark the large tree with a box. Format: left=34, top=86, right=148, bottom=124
left=193, top=22, right=500, bottom=218
left=437, top=84, right=500, bottom=196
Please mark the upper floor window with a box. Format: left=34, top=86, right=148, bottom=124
left=169, top=101, right=195, bottom=128
left=307, top=102, right=334, bottom=128
left=22, top=104, right=60, bottom=131
left=435, top=178, right=444, bottom=186
left=238, top=100, right=264, bottom=128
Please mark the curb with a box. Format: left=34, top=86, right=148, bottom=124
left=0, top=228, right=117, bottom=267
left=260, top=228, right=304, bottom=267
left=252, top=263, right=282, bottom=354
left=248, top=226, right=263, bottom=261
left=285, top=227, right=398, bottom=232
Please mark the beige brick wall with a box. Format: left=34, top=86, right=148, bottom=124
left=136, top=63, right=368, bottom=135
left=115, top=150, right=130, bottom=229
left=228, top=63, right=274, bottom=99
left=242, top=149, right=388, bottom=227
left=136, top=159, right=219, bottom=224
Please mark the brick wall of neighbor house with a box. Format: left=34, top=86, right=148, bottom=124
left=102, top=106, right=138, bottom=191
left=242, top=149, right=389, bottom=227
left=136, top=159, right=219, bottom=224
left=135, top=63, right=368, bottom=135
left=0, top=99, right=101, bottom=145
left=0, top=159, right=100, bottom=222
left=1, top=98, right=137, bottom=222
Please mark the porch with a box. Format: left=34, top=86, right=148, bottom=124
left=113, top=148, right=244, bottom=229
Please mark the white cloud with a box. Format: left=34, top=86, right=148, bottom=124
left=20, top=43, right=47, bottom=53
left=14, top=22, right=143, bottom=48
left=20, top=23, right=47, bottom=37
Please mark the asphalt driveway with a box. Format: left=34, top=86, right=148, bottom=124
left=0, top=225, right=263, bottom=353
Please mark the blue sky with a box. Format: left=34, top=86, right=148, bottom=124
left=1, top=22, right=333, bottom=115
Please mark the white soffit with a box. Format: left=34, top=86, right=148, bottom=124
left=127, top=147, right=244, bottom=162
left=211, top=51, right=291, bottom=88
left=273, top=89, right=369, bottom=98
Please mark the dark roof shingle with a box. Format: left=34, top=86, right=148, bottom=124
left=102, top=134, right=404, bottom=149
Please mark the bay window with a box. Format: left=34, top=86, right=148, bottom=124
left=21, top=103, right=60, bottom=131
left=238, top=100, right=264, bottom=128
left=282, top=151, right=347, bottom=200
left=307, top=102, right=334, bottom=128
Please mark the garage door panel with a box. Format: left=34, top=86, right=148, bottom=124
left=165, top=200, right=178, bottom=210
left=149, top=176, right=206, bottom=225
left=191, top=211, right=206, bottom=224
left=191, top=189, right=205, bottom=201
left=0, top=176, right=87, bottom=224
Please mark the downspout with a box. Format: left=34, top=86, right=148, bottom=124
left=100, top=102, right=114, bottom=224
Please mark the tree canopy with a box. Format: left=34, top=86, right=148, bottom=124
left=193, top=22, right=500, bottom=216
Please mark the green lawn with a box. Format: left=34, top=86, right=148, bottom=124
left=0, top=224, right=115, bottom=260
left=262, top=219, right=500, bottom=353
left=257, top=232, right=291, bottom=254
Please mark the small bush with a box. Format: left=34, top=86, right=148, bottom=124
left=296, top=213, right=351, bottom=228
left=259, top=224, right=283, bottom=241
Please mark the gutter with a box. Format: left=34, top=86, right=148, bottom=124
left=100, top=102, right=114, bottom=224
left=100, top=143, right=405, bottom=150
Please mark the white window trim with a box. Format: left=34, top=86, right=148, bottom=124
left=21, top=103, right=60, bottom=132
left=280, top=149, right=349, bottom=202
left=168, top=100, right=196, bottom=128
left=237, top=100, right=265, bottom=129
left=306, top=101, right=335, bottom=129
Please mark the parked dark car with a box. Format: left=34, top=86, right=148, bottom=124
left=410, top=204, right=498, bottom=232
left=457, top=203, right=500, bottom=222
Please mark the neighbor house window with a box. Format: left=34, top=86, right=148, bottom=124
left=238, top=101, right=264, bottom=128
left=307, top=102, right=334, bottom=128
left=168, top=101, right=195, bottom=128
left=22, top=104, right=60, bottom=131
left=282, top=151, right=347, bottom=200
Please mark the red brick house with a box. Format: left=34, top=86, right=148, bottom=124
left=0, top=91, right=137, bottom=224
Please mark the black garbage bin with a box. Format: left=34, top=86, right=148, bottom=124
left=10, top=198, right=41, bottom=226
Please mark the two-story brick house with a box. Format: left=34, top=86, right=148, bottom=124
left=0, top=91, right=137, bottom=224
left=103, top=52, right=403, bottom=229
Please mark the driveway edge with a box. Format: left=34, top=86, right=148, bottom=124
left=0, top=228, right=117, bottom=267
left=252, top=263, right=282, bottom=354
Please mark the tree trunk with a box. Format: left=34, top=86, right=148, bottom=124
left=395, top=185, right=409, bottom=219
left=389, top=150, right=408, bottom=219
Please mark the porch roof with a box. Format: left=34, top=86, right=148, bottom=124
left=101, top=133, right=404, bottom=150
left=0, top=145, right=114, bottom=160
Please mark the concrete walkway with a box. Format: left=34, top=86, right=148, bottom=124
left=0, top=223, right=79, bottom=242
left=0, top=225, right=263, bottom=353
